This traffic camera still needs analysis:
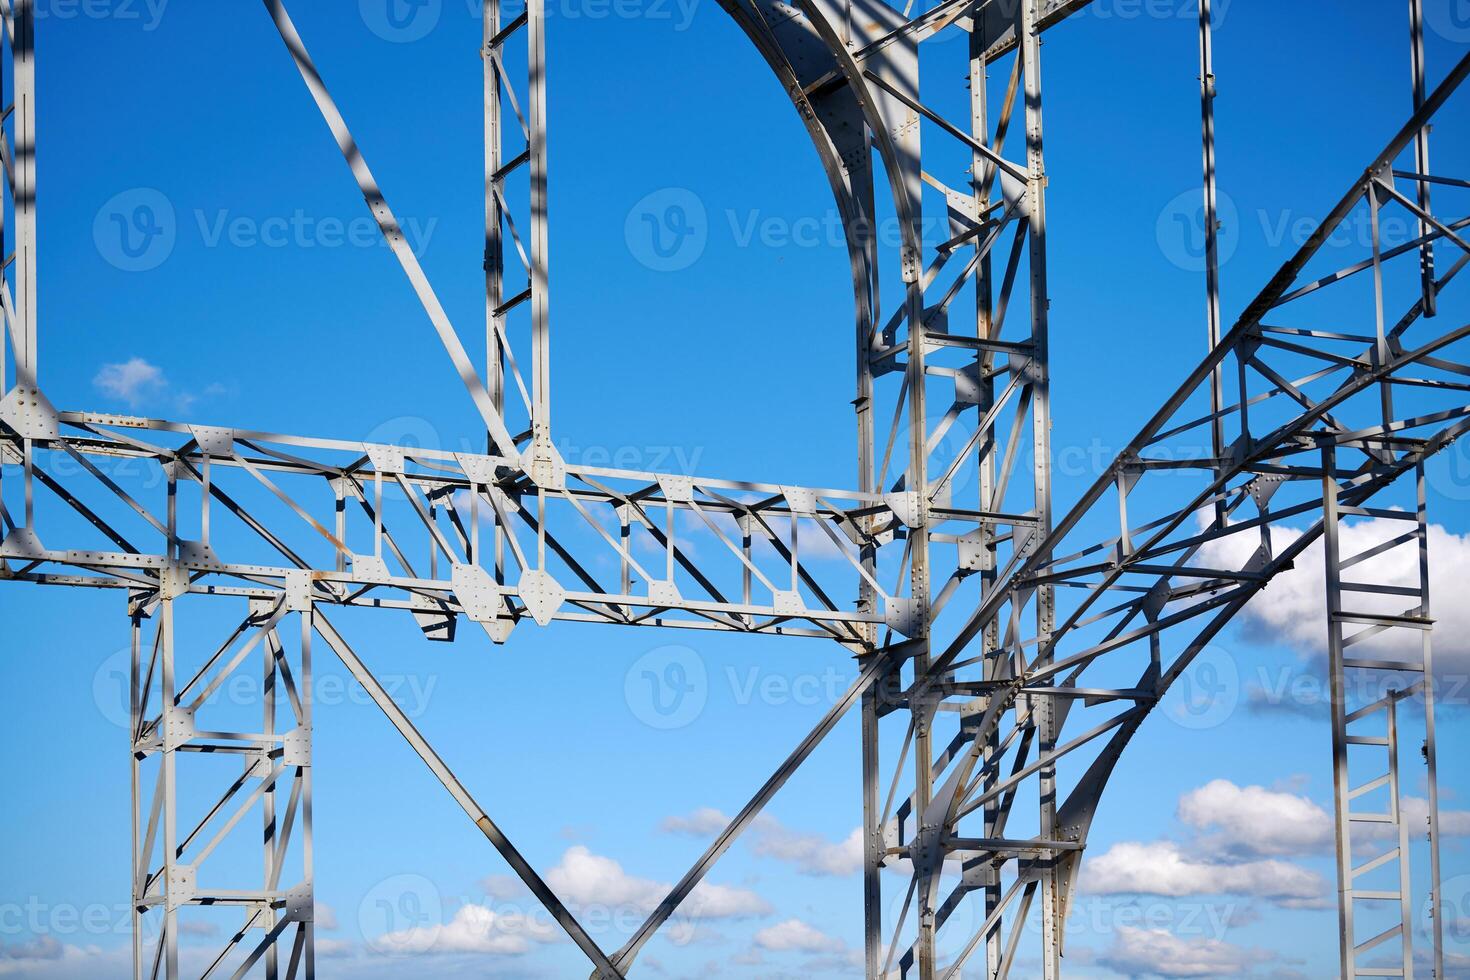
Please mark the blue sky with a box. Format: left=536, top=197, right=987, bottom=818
left=2, top=1, right=1469, bottom=977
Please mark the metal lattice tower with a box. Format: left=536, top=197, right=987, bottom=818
left=0, top=0, right=1464, bottom=976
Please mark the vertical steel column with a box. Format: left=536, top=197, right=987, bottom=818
left=484, top=0, right=506, bottom=421
left=482, top=0, right=510, bottom=580
left=970, top=23, right=1006, bottom=979
left=857, top=167, right=882, bottom=978
left=1320, top=444, right=1355, bottom=977
left=528, top=0, right=552, bottom=446
left=263, top=606, right=280, bottom=980
left=898, top=18, right=936, bottom=977
left=1368, top=178, right=1396, bottom=432
left=1019, top=1, right=1059, bottom=974
left=10, top=0, right=35, bottom=389
left=130, top=612, right=143, bottom=980
left=161, top=598, right=181, bottom=977
left=907, top=173, right=937, bottom=980
left=297, top=611, right=317, bottom=978
left=860, top=685, right=882, bottom=980
left=1197, top=0, right=1227, bottom=524
left=854, top=28, right=883, bottom=976
left=1407, top=0, right=1437, bottom=317
left=1416, top=464, right=1444, bottom=980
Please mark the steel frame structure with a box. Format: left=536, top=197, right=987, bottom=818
left=0, top=0, right=1466, bottom=976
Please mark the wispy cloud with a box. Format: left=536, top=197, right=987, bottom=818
left=753, top=919, right=844, bottom=953
left=93, top=357, right=165, bottom=406
left=91, top=357, right=230, bottom=415
left=661, top=809, right=863, bottom=877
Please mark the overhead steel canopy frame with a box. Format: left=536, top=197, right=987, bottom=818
left=0, top=0, right=1465, bottom=976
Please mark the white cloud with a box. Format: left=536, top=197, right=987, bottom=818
left=661, top=807, right=732, bottom=837
left=175, top=921, right=217, bottom=937
left=753, top=919, right=845, bottom=953
left=1174, top=779, right=1470, bottom=859
left=546, top=845, right=770, bottom=921
left=479, top=874, right=531, bottom=901
left=93, top=357, right=165, bottom=406
left=1177, top=779, right=1333, bottom=857
left=0, top=943, right=229, bottom=978
left=1197, top=517, right=1470, bottom=674
left=547, top=846, right=662, bottom=909
left=661, top=810, right=864, bottom=878
left=315, top=902, right=340, bottom=931
left=750, top=822, right=864, bottom=878
left=0, top=937, right=63, bottom=961
left=1098, top=926, right=1273, bottom=978
left=1405, top=796, right=1470, bottom=836
left=1082, top=841, right=1328, bottom=907
left=312, top=937, right=356, bottom=958
left=1358, top=795, right=1470, bottom=847
left=373, top=902, right=560, bottom=956
left=730, top=948, right=765, bottom=966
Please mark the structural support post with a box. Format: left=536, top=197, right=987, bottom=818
left=10, top=0, right=36, bottom=389
left=528, top=0, right=553, bottom=448
left=1407, top=0, right=1437, bottom=318
left=1417, top=464, right=1445, bottom=980
left=484, top=0, right=506, bottom=423
left=1197, top=0, right=1227, bottom=525
left=970, top=23, right=1006, bottom=977
left=901, top=25, right=936, bottom=980
left=131, top=593, right=315, bottom=979
left=1321, top=448, right=1443, bottom=979
left=861, top=685, right=883, bottom=979
left=1020, top=1, right=1059, bottom=975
